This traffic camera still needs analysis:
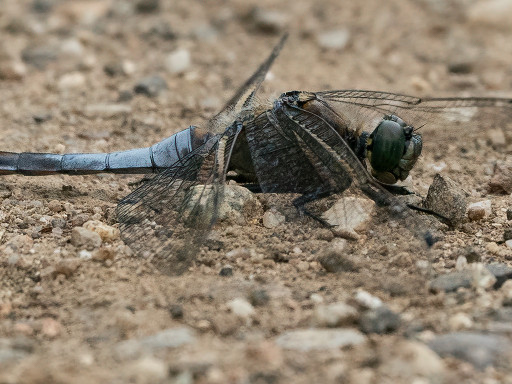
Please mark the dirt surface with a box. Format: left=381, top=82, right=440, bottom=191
left=2, top=1, right=512, bottom=383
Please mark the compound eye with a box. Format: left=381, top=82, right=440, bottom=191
left=368, top=119, right=406, bottom=173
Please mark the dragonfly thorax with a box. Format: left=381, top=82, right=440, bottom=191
left=367, top=115, right=422, bottom=184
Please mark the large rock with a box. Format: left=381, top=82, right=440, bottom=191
left=489, top=160, right=512, bottom=194
left=115, top=327, right=196, bottom=360
left=428, top=332, right=512, bottom=370
left=429, top=263, right=511, bottom=292
left=321, top=196, right=375, bottom=239
left=184, top=184, right=260, bottom=225
left=275, top=328, right=366, bottom=351
left=424, top=174, right=467, bottom=225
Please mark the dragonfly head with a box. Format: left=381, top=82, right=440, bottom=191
left=367, top=115, right=422, bottom=184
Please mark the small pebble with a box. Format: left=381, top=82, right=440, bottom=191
left=58, top=72, right=86, bottom=90
left=249, top=289, right=270, bottom=307
left=0, top=61, right=26, bottom=81
left=134, top=75, right=168, bottom=97
left=92, top=247, right=115, bottom=262
left=314, top=302, right=358, bottom=327
left=169, top=304, right=183, bottom=319
left=359, top=306, right=401, bottom=334
left=219, top=265, right=233, bottom=276
left=428, top=332, right=512, bottom=370
left=33, top=112, right=52, bottom=124
left=227, top=298, right=255, bottom=319
left=354, top=290, right=383, bottom=309
left=21, top=45, right=57, bottom=68
left=316, top=29, right=351, bottom=50
left=467, top=200, right=492, bottom=221
left=54, top=258, right=81, bottom=278
left=250, top=8, right=288, bottom=33
left=128, top=357, right=167, bottom=382
left=135, top=0, right=160, bottom=13
left=78, top=250, right=92, bottom=260
left=83, top=220, right=120, bottom=242
left=318, top=248, right=360, bottom=273
left=47, top=200, right=63, bottom=213
left=71, top=227, right=102, bottom=250
left=41, top=318, right=62, bottom=338
left=276, top=328, right=366, bottom=351
left=104, top=61, right=136, bottom=77
left=262, top=209, right=285, bottom=229
left=165, top=49, right=191, bottom=75
left=455, top=255, right=468, bottom=271
left=85, top=104, right=132, bottom=118
left=489, top=161, right=512, bottom=193
left=449, top=312, right=473, bottom=331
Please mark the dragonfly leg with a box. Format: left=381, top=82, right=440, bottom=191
left=292, top=189, right=334, bottom=227
left=406, top=203, right=453, bottom=227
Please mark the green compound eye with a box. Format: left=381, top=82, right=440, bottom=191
left=368, top=119, right=406, bottom=173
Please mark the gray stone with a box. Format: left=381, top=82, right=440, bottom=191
left=169, top=305, right=183, bottom=319
left=262, top=209, right=285, bottom=229
left=493, top=307, right=512, bottom=322
left=467, top=0, right=512, bottom=30
left=135, top=0, right=160, bottom=13
left=70, top=227, right=102, bottom=250
left=359, top=306, right=401, bottom=334
left=429, top=271, right=472, bottom=293
left=21, top=45, right=57, bottom=69
left=428, top=332, right=512, bottom=370
left=219, top=265, right=233, bottom=277
left=115, top=327, right=196, bottom=360
left=424, top=174, right=467, bottom=225
left=0, top=337, right=34, bottom=363
left=134, top=75, right=168, bottom=97
left=84, top=104, right=132, bottom=118
left=486, top=263, right=512, bottom=289
left=33, top=112, right=52, bottom=124
left=276, top=328, right=366, bottom=351
left=489, top=161, right=512, bottom=194
left=185, top=184, right=259, bottom=225
left=248, top=289, right=269, bottom=307
left=430, top=264, right=512, bottom=292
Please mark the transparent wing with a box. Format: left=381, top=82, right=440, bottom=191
left=315, top=90, right=512, bottom=135
left=116, top=125, right=243, bottom=275
left=207, top=34, right=288, bottom=134
left=116, top=36, right=287, bottom=274
left=260, top=102, right=433, bottom=248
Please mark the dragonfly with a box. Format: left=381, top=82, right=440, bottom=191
left=1, top=35, right=511, bottom=274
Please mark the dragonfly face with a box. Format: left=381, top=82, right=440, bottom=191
left=367, top=115, right=422, bottom=184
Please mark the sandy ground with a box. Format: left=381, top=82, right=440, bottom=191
left=2, top=0, right=512, bottom=383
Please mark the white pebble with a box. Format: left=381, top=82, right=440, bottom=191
left=165, top=49, right=191, bottom=74
left=354, top=289, right=383, bottom=309
left=449, top=312, right=473, bottom=331
left=58, top=72, right=86, bottom=90
left=227, top=298, right=255, bottom=319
